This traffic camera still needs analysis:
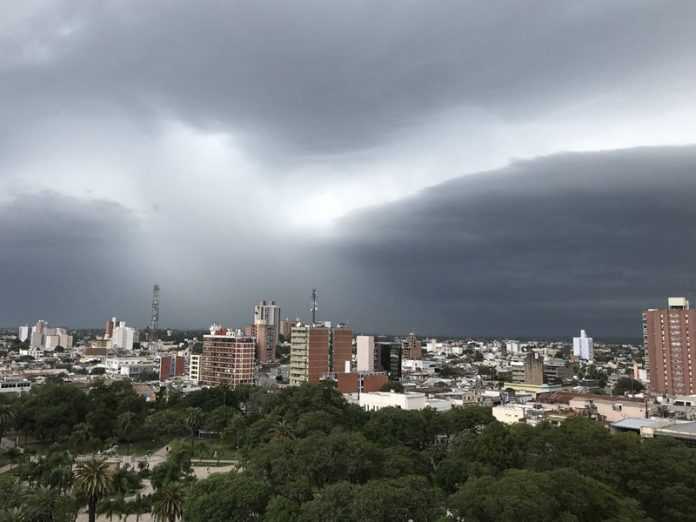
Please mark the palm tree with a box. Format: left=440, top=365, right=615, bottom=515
left=152, top=483, right=185, bottom=522
left=0, top=404, right=14, bottom=442
left=133, top=494, right=151, bottom=522
left=270, top=419, right=295, bottom=440
left=185, top=408, right=203, bottom=453
left=73, top=458, right=114, bottom=522
left=98, top=497, right=121, bottom=522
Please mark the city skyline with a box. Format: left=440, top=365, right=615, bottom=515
left=2, top=2, right=696, bottom=335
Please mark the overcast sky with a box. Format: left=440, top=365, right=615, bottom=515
left=2, top=1, right=696, bottom=337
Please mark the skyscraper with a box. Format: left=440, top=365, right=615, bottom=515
left=253, top=300, right=281, bottom=363
left=573, top=329, right=594, bottom=360
left=644, top=297, right=696, bottom=395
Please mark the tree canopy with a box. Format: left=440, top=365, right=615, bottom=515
left=1, top=380, right=695, bottom=521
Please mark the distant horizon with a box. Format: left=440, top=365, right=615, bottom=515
left=0, top=324, right=645, bottom=345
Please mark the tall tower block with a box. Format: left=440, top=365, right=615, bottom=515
left=151, top=284, right=160, bottom=332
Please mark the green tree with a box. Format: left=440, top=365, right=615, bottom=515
left=152, top=483, right=185, bottom=522
left=265, top=496, right=300, bottom=522
left=298, top=476, right=442, bottom=522
left=0, top=404, right=14, bottom=441
left=150, top=448, right=193, bottom=491
left=612, top=377, right=645, bottom=396
left=185, top=407, right=203, bottom=452
left=183, top=472, right=271, bottom=522
left=448, top=468, right=647, bottom=522
left=73, top=458, right=113, bottom=522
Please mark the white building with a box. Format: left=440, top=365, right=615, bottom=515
left=105, top=357, right=155, bottom=377
left=359, top=391, right=427, bottom=411
left=573, top=329, right=594, bottom=360
left=44, top=334, right=61, bottom=350
left=506, top=340, right=521, bottom=355
left=24, top=322, right=72, bottom=351
left=0, top=378, right=31, bottom=394
left=30, top=320, right=47, bottom=348
left=254, top=300, right=281, bottom=351
left=112, top=321, right=136, bottom=350
left=425, top=339, right=444, bottom=354
left=356, top=335, right=375, bottom=372
left=189, top=354, right=201, bottom=383
left=18, top=326, right=29, bottom=343
left=492, top=404, right=528, bottom=424
left=492, top=403, right=554, bottom=426
left=402, top=359, right=436, bottom=372
left=254, top=301, right=281, bottom=328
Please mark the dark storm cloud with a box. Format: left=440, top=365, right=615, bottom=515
left=332, top=146, right=696, bottom=337
left=0, top=193, right=153, bottom=326
left=2, top=0, right=695, bottom=158
left=2, top=2, right=696, bottom=333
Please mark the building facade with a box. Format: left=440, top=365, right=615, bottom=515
left=159, top=354, right=187, bottom=382
left=403, top=333, right=422, bottom=360
left=18, top=326, right=29, bottom=343
left=189, top=354, right=201, bottom=383
left=200, top=330, right=255, bottom=387
left=644, top=297, right=696, bottom=395
left=112, top=321, right=136, bottom=351
left=25, top=321, right=73, bottom=350
left=279, top=319, right=294, bottom=339
left=356, top=335, right=375, bottom=372
left=253, top=300, right=281, bottom=363
left=289, top=324, right=352, bottom=385
left=334, top=371, right=388, bottom=394
left=376, top=341, right=402, bottom=381
left=573, top=329, right=594, bottom=360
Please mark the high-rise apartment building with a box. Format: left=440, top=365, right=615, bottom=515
left=279, top=319, right=294, bottom=339
left=403, top=333, right=422, bottom=360
left=18, top=326, right=29, bottom=343
left=112, top=321, right=136, bottom=351
left=506, top=340, right=521, bottom=355
left=104, top=317, right=117, bottom=339
left=331, top=326, right=353, bottom=375
left=356, top=336, right=375, bottom=372
left=189, top=354, right=201, bottom=383
left=26, top=321, right=72, bottom=350
left=524, top=352, right=545, bottom=385
left=253, top=301, right=281, bottom=363
left=644, top=297, right=696, bottom=395
left=573, top=329, right=594, bottom=360
left=30, top=320, right=47, bottom=348
left=289, top=324, right=352, bottom=385
left=200, top=327, right=255, bottom=387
